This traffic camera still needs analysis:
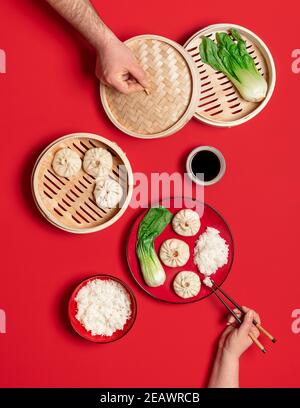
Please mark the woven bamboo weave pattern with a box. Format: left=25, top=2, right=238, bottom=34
left=104, top=38, right=193, bottom=136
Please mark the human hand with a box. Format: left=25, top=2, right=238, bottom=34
left=96, top=35, right=149, bottom=94
left=218, top=306, right=261, bottom=359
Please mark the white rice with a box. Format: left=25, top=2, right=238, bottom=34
left=203, top=276, right=213, bottom=288
left=194, top=227, right=229, bottom=276
left=75, top=279, right=132, bottom=336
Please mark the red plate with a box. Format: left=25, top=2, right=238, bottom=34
left=127, top=197, right=234, bottom=303
left=68, top=275, right=137, bottom=343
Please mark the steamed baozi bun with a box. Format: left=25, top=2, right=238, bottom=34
left=83, top=147, right=113, bottom=179
left=94, top=179, right=123, bottom=208
left=172, top=209, right=200, bottom=237
left=159, top=239, right=190, bottom=267
left=52, top=148, right=81, bottom=178
left=173, top=271, right=201, bottom=299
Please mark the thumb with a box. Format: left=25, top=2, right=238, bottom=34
left=129, top=63, right=149, bottom=88
left=238, top=310, right=254, bottom=337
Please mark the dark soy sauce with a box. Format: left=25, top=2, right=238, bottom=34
left=191, top=150, right=221, bottom=182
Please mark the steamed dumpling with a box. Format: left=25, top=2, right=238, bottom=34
left=173, top=271, right=201, bottom=299
left=52, top=148, right=81, bottom=178
left=94, top=179, right=123, bottom=208
left=172, top=209, right=201, bottom=236
left=83, top=147, right=113, bottom=179
left=159, top=239, right=190, bottom=267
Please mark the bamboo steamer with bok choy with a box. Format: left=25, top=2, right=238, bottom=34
left=184, top=23, right=276, bottom=127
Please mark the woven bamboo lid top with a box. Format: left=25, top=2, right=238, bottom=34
left=100, top=35, right=200, bottom=138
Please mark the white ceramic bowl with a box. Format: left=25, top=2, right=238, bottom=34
left=186, top=146, right=226, bottom=186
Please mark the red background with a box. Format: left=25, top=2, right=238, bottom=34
left=0, top=0, right=300, bottom=388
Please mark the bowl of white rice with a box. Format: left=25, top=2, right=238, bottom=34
left=68, top=275, right=137, bottom=343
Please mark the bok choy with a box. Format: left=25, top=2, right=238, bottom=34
left=136, top=207, right=173, bottom=287
left=199, top=29, right=268, bottom=102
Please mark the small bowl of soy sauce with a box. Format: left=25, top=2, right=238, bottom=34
left=186, top=146, right=226, bottom=186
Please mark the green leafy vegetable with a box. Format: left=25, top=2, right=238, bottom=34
left=136, top=207, right=173, bottom=287
left=199, top=29, right=268, bottom=102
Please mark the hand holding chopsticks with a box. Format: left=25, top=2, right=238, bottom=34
left=209, top=279, right=276, bottom=353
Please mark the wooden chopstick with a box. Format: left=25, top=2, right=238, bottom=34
left=211, top=280, right=276, bottom=343
left=210, top=286, right=242, bottom=324
left=254, top=323, right=276, bottom=343
left=210, top=286, right=267, bottom=354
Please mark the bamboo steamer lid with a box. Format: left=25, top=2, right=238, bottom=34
left=31, top=133, right=133, bottom=234
left=184, top=24, right=276, bottom=127
left=100, top=35, right=201, bottom=139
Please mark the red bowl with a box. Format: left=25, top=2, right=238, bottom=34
left=68, top=275, right=137, bottom=343
left=127, top=197, right=234, bottom=304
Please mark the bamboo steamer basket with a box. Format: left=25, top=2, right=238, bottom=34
left=184, top=23, right=276, bottom=127
left=100, top=35, right=201, bottom=139
left=31, top=133, right=133, bottom=234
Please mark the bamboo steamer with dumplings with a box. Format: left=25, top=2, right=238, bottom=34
left=31, top=133, right=133, bottom=234
left=100, top=27, right=275, bottom=135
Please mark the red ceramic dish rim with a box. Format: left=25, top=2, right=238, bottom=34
left=126, top=197, right=234, bottom=304
left=68, top=274, right=137, bottom=343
